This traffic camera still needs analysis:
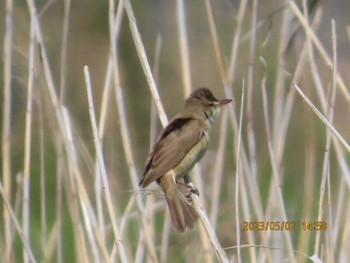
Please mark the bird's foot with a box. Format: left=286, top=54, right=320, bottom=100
left=188, top=186, right=199, bottom=196
left=176, top=181, right=200, bottom=196
left=176, top=180, right=200, bottom=200
left=185, top=186, right=200, bottom=202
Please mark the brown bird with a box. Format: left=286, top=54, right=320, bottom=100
left=139, top=88, right=232, bottom=233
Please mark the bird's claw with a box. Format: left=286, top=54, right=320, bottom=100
left=189, top=187, right=200, bottom=196
left=185, top=187, right=200, bottom=201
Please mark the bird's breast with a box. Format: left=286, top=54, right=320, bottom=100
left=172, top=131, right=208, bottom=179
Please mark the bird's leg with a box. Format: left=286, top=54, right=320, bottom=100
left=175, top=175, right=200, bottom=200
left=175, top=180, right=200, bottom=196
left=183, top=175, right=199, bottom=195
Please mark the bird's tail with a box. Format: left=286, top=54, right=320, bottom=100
left=159, top=176, right=199, bottom=233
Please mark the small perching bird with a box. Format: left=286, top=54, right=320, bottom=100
left=139, top=88, right=232, bottom=233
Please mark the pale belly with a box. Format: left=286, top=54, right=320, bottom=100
left=172, top=135, right=208, bottom=179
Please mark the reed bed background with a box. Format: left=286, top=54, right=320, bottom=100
left=1, top=0, right=350, bottom=262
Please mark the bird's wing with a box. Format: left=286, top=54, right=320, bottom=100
left=139, top=117, right=204, bottom=187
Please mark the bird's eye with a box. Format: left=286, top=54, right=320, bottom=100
left=209, top=102, right=216, bottom=107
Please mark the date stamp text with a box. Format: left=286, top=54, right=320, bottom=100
left=242, top=221, right=327, bottom=232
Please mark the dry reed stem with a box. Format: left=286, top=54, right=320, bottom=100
left=22, top=7, right=36, bottom=261
left=209, top=109, right=228, bottom=228
left=314, top=19, right=337, bottom=261
left=38, top=100, right=47, bottom=257
left=123, top=0, right=168, bottom=127
left=204, top=0, right=228, bottom=84
left=271, top=5, right=292, bottom=145
left=246, top=0, right=258, bottom=182
left=95, top=0, right=125, bottom=247
left=61, top=108, right=100, bottom=263
left=176, top=0, right=192, bottom=97
left=59, top=0, right=70, bottom=102
left=2, top=1, right=14, bottom=261
left=235, top=83, right=245, bottom=263
left=84, top=66, right=129, bottom=263
left=227, top=0, right=248, bottom=85
left=55, top=2, right=70, bottom=251
left=150, top=35, right=163, bottom=257
left=114, top=84, right=159, bottom=262
left=190, top=194, right=229, bottom=263
left=55, top=141, right=64, bottom=263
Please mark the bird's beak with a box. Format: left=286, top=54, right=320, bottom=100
left=219, top=99, right=232, bottom=106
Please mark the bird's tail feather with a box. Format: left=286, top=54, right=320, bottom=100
left=160, top=176, right=199, bottom=233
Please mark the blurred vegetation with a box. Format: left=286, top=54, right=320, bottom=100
left=1, top=0, right=350, bottom=262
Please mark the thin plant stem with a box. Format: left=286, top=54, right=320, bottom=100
left=204, top=0, right=228, bottom=84
left=209, top=109, right=228, bottom=228
left=61, top=108, right=100, bottom=263
left=177, top=0, right=192, bottom=96
left=84, top=66, right=129, bottom=263
left=190, top=192, right=229, bottom=263
left=22, top=5, right=36, bottom=262
left=227, top=0, right=248, bottom=85
left=235, top=83, right=245, bottom=263
left=95, top=0, right=124, bottom=246
left=314, top=19, right=337, bottom=261
left=246, top=0, right=258, bottom=185
left=59, top=0, right=70, bottom=103
left=2, top=0, right=13, bottom=260
left=38, top=99, right=47, bottom=260
left=114, top=85, right=158, bottom=263
left=123, top=0, right=168, bottom=127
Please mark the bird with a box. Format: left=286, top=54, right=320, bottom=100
left=139, top=87, right=232, bottom=233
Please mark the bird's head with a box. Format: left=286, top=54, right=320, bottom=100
left=183, top=87, right=232, bottom=122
